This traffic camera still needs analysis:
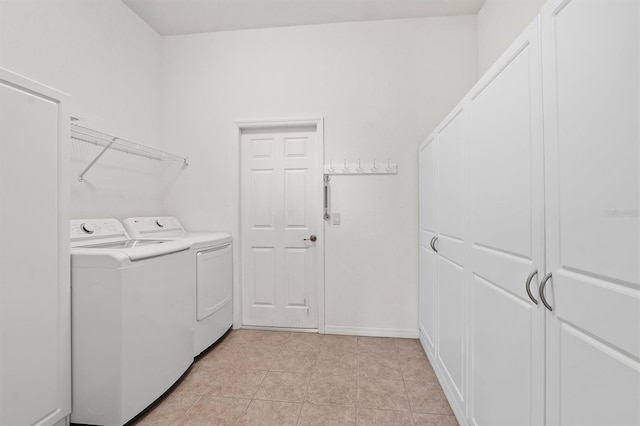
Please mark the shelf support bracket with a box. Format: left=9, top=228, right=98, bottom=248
left=78, top=137, right=118, bottom=182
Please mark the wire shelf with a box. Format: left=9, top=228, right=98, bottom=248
left=71, top=121, right=188, bottom=182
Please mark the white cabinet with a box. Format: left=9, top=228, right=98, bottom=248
left=467, top=21, right=545, bottom=426
left=541, top=0, right=640, bottom=425
left=418, top=1, right=639, bottom=424
left=0, top=69, right=70, bottom=426
left=419, top=103, right=469, bottom=417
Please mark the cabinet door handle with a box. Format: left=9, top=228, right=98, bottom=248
left=429, top=236, right=436, bottom=252
left=525, top=269, right=539, bottom=305
left=432, top=237, right=438, bottom=253
left=539, top=272, right=553, bottom=311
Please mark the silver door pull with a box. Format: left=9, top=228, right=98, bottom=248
left=431, top=236, right=438, bottom=253
left=539, top=272, right=553, bottom=311
left=525, top=270, right=538, bottom=305
left=304, top=235, right=317, bottom=242
left=324, top=175, right=330, bottom=220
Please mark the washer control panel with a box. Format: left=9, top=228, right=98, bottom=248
left=70, top=219, right=128, bottom=244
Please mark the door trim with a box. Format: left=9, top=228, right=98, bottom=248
left=234, top=117, right=325, bottom=333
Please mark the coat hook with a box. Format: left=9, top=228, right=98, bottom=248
left=357, top=158, right=364, bottom=173
left=371, top=158, right=378, bottom=173
left=385, top=158, right=394, bottom=172
left=328, top=159, right=335, bottom=173
left=342, top=159, right=349, bottom=173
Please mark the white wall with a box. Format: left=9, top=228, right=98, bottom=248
left=0, top=2, right=479, bottom=336
left=160, top=17, right=478, bottom=336
left=0, top=0, right=164, bottom=219
left=477, top=0, right=547, bottom=76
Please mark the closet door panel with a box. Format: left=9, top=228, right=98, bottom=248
left=419, top=244, right=436, bottom=353
left=471, top=273, right=535, bottom=425
left=437, top=257, right=465, bottom=399
left=542, top=1, right=639, bottom=424
left=437, top=110, right=465, bottom=242
left=419, top=136, right=437, bottom=356
left=547, top=0, right=639, bottom=285
left=435, top=107, right=467, bottom=409
left=471, top=51, right=533, bottom=259
left=468, top=21, right=545, bottom=426
left=0, top=70, right=70, bottom=426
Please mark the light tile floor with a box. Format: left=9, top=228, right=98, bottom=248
left=133, top=330, right=458, bottom=426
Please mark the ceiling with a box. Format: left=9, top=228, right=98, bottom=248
left=121, top=0, right=486, bottom=36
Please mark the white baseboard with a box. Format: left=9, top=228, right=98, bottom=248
left=324, top=325, right=419, bottom=338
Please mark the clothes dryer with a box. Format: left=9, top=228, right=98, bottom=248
left=123, top=216, right=232, bottom=356
left=70, top=219, right=194, bottom=425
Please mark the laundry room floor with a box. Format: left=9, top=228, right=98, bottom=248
left=133, top=329, right=457, bottom=425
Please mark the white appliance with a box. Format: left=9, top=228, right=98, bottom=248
left=123, top=216, right=233, bottom=356
left=70, top=219, right=195, bottom=426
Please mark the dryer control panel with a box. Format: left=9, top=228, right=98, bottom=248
left=123, top=216, right=185, bottom=238
left=70, top=219, right=128, bottom=245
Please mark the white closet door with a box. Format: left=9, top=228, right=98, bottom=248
left=419, top=135, right=437, bottom=357
left=542, top=1, right=640, bottom=424
left=435, top=105, right=467, bottom=412
left=468, top=21, right=545, bottom=426
left=0, top=70, right=70, bottom=426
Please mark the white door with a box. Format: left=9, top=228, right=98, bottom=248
left=435, top=105, right=467, bottom=412
left=468, top=21, right=545, bottom=426
left=0, top=70, right=70, bottom=426
left=419, top=134, right=437, bottom=358
left=241, top=124, right=323, bottom=329
left=542, top=1, right=640, bottom=424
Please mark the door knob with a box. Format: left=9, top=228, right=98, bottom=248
left=304, top=235, right=317, bottom=242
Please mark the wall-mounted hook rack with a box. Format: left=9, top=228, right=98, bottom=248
left=71, top=121, right=189, bottom=182
left=324, top=158, right=397, bottom=175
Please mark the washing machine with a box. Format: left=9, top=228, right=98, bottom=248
left=123, top=216, right=232, bottom=356
left=70, top=219, right=195, bottom=426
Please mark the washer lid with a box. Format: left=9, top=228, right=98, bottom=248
left=70, top=219, right=191, bottom=261
left=72, top=239, right=191, bottom=262
left=82, top=239, right=171, bottom=249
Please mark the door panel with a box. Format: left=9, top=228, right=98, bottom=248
left=437, top=110, right=465, bottom=241
left=437, top=257, right=464, bottom=401
left=468, top=21, right=544, bottom=426
left=435, top=107, right=467, bottom=408
left=419, top=244, right=436, bottom=353
left=251, top=248, right=276, bottom=306
left=418, top=136, right=437, bottom=356
left=471, top=48, right=533, bottom=259
left=284, top=170, right=307, bottom=227
left=559, top=324, right=640, bottom=426
left=542, top=1, right=640, bottom=424
left=241, top=126, right=321, bottom=328
left=0, top=75, right=70, bottom=426
left=472, top=274, right=536, bottom=426
left=251, top=170, right=274, bottom=228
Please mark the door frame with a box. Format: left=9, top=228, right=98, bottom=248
left=234, top=117, right=325, bottom=333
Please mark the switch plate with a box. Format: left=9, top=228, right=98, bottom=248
left=332, top=212, right=341, bottom=225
